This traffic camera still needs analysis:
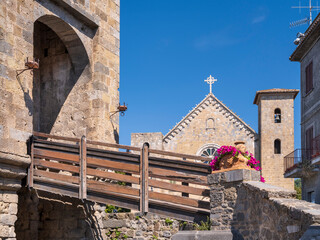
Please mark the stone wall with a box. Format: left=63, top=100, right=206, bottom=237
left=131, top=132, right=164, bottom=150
left=254, top=90, right=298, bottom=190
left=0, top=190, right=18, bottom=239
left=131, top=94, right=256, bottom=157
left=0, top=0, right=120, bottom=193
left=208, top=170, right=320, bottom=240
left=103, top=212, right=179, bottom=240
left=14, top=188, right=180, bottom=240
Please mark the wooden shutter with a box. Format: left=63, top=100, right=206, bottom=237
left=306, top=126, right=313, bottom=160
left=305, top=61, right=313, bottom=94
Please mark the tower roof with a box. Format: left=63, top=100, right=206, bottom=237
left=253, top=89, right=299, bottom=105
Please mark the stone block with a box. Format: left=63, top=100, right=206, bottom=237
left=9, top=203, right=17, bottom=215
left=2, top=192, right=18, bottom=203
left=103, top=219, right=127, bottom=228
left=0, top=214, right=17, bottom=226
left=172, top=230, right=233, bottom=240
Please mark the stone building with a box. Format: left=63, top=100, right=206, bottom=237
left=0, top=0, right=120, bottom=238
left=132, top=79, right=298, bottom=190
left=254, top=89, right=299, bottom=190
left=286, top=12, right=320, bottom=203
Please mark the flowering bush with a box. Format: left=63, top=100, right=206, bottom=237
left=210, top=145, right=265, bottom=183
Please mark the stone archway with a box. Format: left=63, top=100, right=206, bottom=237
left=33, top=15, right=89, bottom=134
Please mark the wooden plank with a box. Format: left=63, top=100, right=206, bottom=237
left=33, top=131, right=79, bottom=142
left=148, top=148, right=211, bottom=162
left=140, top=143, right=149, bottom=213
left=149, top=158, right=210, bottom=174
left=87, top=150, right=140, bottom=163
left=149, top=166, right=208, bottom=186
left=86, top=192, right=140, bottom=211
left=34, top=159, right=79, bottom=173
left=34, top=148, right=79, bottom=163
left=86, top=139, right=141, bottom=151
left=87, top=156, right=139, bottom=173
left=149, top=179, right=209, bottom=197
left=87, top=180, right=139, bottom=196
left=87, top=168, right=139, bottom=184
left=33, top=176, right=78, bottom=189
left=148, top=199, right=210, bottom=222
left=79, top=136, right=87, bottom=200
left=34, top=169, right=79, bottom=185
left=34, top=183, right=79, bottom=199
left=34, top=140, right=79, bottom=153
left=149, top=191, right=209, bottom=209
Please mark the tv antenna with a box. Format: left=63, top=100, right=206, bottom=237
left=290, top=0, right=320, bottom=27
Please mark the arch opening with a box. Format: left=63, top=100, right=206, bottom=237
left=274, top=108, right=281, bottom=123
left=274, top=139, right=281, bottom=154
left=33, top=15, right=89, bottom=133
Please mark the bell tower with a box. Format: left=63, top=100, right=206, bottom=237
left=254, top=89, right=299, bottom=190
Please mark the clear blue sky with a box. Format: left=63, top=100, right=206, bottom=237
left=119, top=0, right=314, bottom=148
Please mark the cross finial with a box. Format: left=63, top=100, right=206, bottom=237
left=204, top=75, right=217, bottom=93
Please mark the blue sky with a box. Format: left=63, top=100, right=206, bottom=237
left=119, top=0, right=315, bottom=148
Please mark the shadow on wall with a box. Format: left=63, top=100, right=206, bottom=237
left=32, top=15, right=90, bottom=134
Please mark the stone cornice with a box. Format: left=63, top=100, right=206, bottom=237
left=163, top=93, right=256, bottom=143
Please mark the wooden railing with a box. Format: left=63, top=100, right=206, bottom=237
left=27, top=132, right=212, bottom=221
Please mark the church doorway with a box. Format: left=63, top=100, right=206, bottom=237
left=32, top=15, right=89, bottom=133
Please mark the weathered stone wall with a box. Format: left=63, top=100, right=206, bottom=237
left=103, top=212, right=179, bottom=240
left=131, top=132, right=164, bottom=150
left=0, top=0, right=120, bottom=191
left=131, top=94, right=256, bottom=157
left=14, top=188, right=180, bottom=240
left=0, top=190, right=18, bottom=239
left=208, top=170, right=320, bottom=240
left=255, top=92, right=296, bottom=190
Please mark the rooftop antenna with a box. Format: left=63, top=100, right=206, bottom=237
left=290, top=0, right=320, bottom=27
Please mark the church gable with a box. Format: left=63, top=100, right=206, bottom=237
left=163, top=94, right=256, bottom=145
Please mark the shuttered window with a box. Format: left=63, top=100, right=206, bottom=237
left=306, top=126, right=313, bottom=160
left=305, top=61, right=313, bottom=94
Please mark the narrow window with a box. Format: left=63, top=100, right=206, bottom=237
left=206, top=118, right=214, bottom=130
left=305, top=61, right=313, bottom=94
left=306, top=126, right=314, bottom=160
left=274, top=108, right=281, bottom=123
left=274, top=139, right=281, bottom=154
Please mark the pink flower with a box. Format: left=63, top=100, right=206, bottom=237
left=260, top=176, right=265, bottom=183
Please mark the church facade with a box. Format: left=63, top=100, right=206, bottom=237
left=131, top=78, right=298, bottom=190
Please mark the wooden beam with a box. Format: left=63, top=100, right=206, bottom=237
left=149, top=179, right=209, bottom=197
left=28, top=137, right=34, bottom=188
left=140, top=143, right=149, bottom=213
left=79, top=136, right=87, bottom=200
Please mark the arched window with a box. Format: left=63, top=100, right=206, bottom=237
left=274, top=139, right=281, bottom=154
left=206, top=118, right=215, bottom=130
left=196, top=143, right=220, bottom=163
left=274, top=108, right=281, bottom=123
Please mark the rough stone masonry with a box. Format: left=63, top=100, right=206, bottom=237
left=0, top=0, right=120, bottom=237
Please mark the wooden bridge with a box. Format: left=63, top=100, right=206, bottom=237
left=27, top=132, right=212, bottom=222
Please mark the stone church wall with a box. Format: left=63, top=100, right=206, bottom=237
left=163, top=103, right=255, bottom=156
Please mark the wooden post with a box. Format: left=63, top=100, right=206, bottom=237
left=79, top=136, right=87, bottom=200
left=28, top=136, right=34, bottom=189
left=140, top=142, right=149, bottom=214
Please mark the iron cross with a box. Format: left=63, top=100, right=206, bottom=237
left=204, top=75, right=217, bottom=93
